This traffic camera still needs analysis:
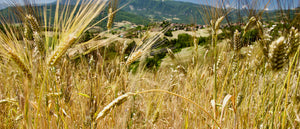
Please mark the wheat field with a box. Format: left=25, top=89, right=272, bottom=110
left=0, top=0, right=299, bottom=128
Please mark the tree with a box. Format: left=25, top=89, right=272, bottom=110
left=164, top=30, right=173, bottom=37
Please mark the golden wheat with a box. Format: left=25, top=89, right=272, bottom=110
left=243, top=16, right=257, bottom=36
left=167, top=48, right=176, bottom=60
left=126, top=28, right=168, bottom=65
left=47, top=33, right=77, bottom=66
left=47, top=0, right=107, bottom=67
left=8, top=50, right=32, bottom=79
left=214, top=16, right=225, bottom=31
left=287, top=27, right=299, bottom=57
left=95, top=92, right=134, bottom=121
left=25, top=14, right=39, bottom=32
left=269, top=37, right=287, bottom=70
left=107, top=7, right=114, bottom=30
left=236, top=92, right=244, bottom=107
left=234, top=30, right=241, bottom=52
left=152, top=108, right=160, bottom=123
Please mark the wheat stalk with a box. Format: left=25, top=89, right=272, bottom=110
left=0, top=23, right=32, bottom=79
left=95, top=89, right=221, bottom=128
left=211, top=16, right=225, bottom=113
left=254, top=19, right=272, bottom=61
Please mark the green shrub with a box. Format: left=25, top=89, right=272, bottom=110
left=79, top=31, right=93, bottom=43
left=242, top=29, right=259, bottom=45
left=164, top=30, right=173, bottom=37
left=177, top=33, right=193, bottom=48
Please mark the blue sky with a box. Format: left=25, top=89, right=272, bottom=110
left=1, top=0, right=299, bottom=10
left=175, top=0, right=299, bottom=10
left=0, top=0, right=56, bottom=4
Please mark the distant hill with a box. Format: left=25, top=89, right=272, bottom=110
left=0, top=0, right=298, bottom=26
left=124, top=0, right=299, bottom=24
left=120, top=0, right=214, bottom=24
left=0, top=3, right=150, bottom=28
left=50, top=0, right=214, bottom=24
left=0, top=3, right=8, bottom=10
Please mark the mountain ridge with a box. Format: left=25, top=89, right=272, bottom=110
left=0, top=0, right=298, bottom=25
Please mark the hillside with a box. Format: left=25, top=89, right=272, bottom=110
left=0, top=0, right=298, bottom=25
left=120, top=0, right=213, bottom=24
left=119, top=0, right=298, bottom=24
left=0, top=4, right=6, bottom=10
left=0, top=4, right=150, bottom=28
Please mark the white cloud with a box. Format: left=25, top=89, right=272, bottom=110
left=264, top=8, right=269, bottom=11
left=225, top=4, right=230, bottom=8
left=225, top=3, right=237, bottom=9
left=242, top=5, right=247, bottom=9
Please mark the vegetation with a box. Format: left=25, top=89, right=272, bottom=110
left=0, top=4, right=150, bottom=29
left=0, top=0, right=299, bottom=129
left=119, top=0, right=299, bottom=25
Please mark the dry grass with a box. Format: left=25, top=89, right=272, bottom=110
left=170, top=28, right=222, bottom=40
left=0, top=0, right=299, bottom=129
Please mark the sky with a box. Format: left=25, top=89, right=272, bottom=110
left=0, top=0, right=299, bottom=10
left=175, top=0, right=299, bottom=10
left=0, top=0, right=56, bottom=4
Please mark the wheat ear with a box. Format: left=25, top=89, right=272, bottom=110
left=47, top=33, right=77, bottom=66
left=25, top=14, right=39, bottom=32
left=95, top=92, right=134, bottom=121
left=269, top=37, right=287, bottom=71
left=167, top=48, right=176, bottom=60
left=243, top=16, right=257, bottom=37
left=126, top=27, right=168, bottom=65
left=0, top=98, right=17, bottom=105
left=125, top=49, right=143, bottom=65
left=256, top=20, right=264, bottom=39
left=152, top=108, right=160, bottom=123
left=23, top=23, right=30, bottom=39
left=214, top=16, right=225, bottom=31
left=232, top=30, right=241, bottom=71
left=236, top=92, right=244, bottom=107
left=287, top=27, right=299, bottom=57
left=211, top=16, right=225, bottom=109
left=95, top=89, right=221, bottom=128
left=107, top=7, right=114, bottom=30
left=8, top=50, right=32, bottom=79
left=234, top=30, right=242, bottom=52
left=25, top=14, right=44, bottom=57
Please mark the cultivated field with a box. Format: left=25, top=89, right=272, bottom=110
left=0, top=0, right=299, bottom=129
